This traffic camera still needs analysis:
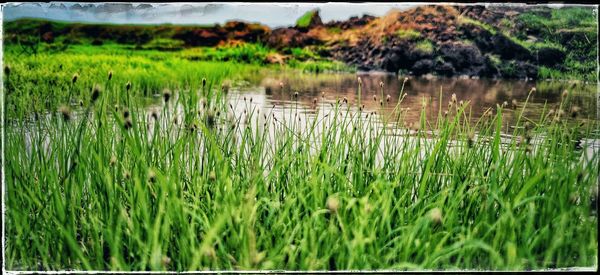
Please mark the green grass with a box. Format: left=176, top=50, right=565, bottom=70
left=2, top=43, right=353, bottom=118
left=458, top=16, right=498, bottom=35
left=514, top=7, right=597, bottom=82
left=414, top=40, right=435, bottom=54
left=3, top=10, right=599, bottom=270
left=3, top=47, right=599, bottom=271
left=328, top=27, right=343, bottom=34
left=296, top=10, right=318, bottom=28
left=396, top=29, right=421, bottom=41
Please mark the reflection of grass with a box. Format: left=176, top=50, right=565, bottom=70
left=4, top=50, right=598, bottom=270
left=289, top=60, right=355, bottom=73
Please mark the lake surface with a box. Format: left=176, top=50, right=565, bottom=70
left=225, top=71, right=598, bottom=129
left=11, top=71, right=600, bottom=167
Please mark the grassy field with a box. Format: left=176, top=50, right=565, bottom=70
left=3, top=44, right=599, bottom=271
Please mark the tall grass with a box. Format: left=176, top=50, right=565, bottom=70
left=3, top=53, right=598, bottom=271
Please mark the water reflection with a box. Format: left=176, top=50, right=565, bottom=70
left=244, top=73, right=597, bottom=129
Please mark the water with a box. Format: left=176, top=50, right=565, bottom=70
left=133, top=72, right=600, bottom=164
left=10, top=72, right=600, bottom=166
left=232, top=71, right=598, bottom=129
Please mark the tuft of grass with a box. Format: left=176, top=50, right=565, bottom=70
left=296, top=9, right=318, bottom=28
left=396, top=29, right=421, bottom=41
left=414, top=40, right=435, bottom=54
left=457, top=16, right=498, bottom=35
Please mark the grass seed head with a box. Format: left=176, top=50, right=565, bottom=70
left=326, top=197, right=339, bottom=214
left=206, top=111, right=216, bottom=128
left=72, top=73, right=78, bottom=84
left=202, top=77, right=207, bottom=87
left=109, top=155, right=117, bottom=166
left=161, top=256, right=171, bottom=267
left=222, top=81, right=230, bottom=93
left=4, top=65, right=10, bottom=77
left=79, top=100, right=84, bottom=107
left=373, top=95, right=377, bottom=101
left=569, top=192, right=579, bottom=205
left=562, top=90, right=569, bottom=99
left=91, top=84, right=101, bottom=103
left=108, top=70, right=113, bottom=81
left=386, top=94, right=391, bottom=102
left=467, top=132, right=475, bottom=148
left=451, top=93, right=457, bottom=103
left=429, top=208, right=443, bottom=225
left=58, top=105, right=71, bottom=122
left=294, top=91, right=299, bottom=99
left=357, top=77, right=362, bottom=86
left=151, top=111, right=158, bottom=120
left=203, top=247, right=216, bottom=259
left=148, top=169, right=156, bottom=183
left=125, top=81, right=131, bottom=91
left=571, top=106, right=581, bottom=118
left=123, top=108, right=130, bottom=119
left=511, top=99, right=518, bottom=110
left=124, top=117, right=133, bottom=130
left=162, top=88, right=171, bottom=103
left=313, top=98, right=318, bottom=104
left=379, top=81, right=384, bottom=88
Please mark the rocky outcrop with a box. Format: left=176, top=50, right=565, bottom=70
left=172, top=21, right=270, bottom=47
left=324, top=15, right=375, bottom=30
left=266, top=28, right=321, bottom=49
left=295, top=9, right=324, bottom=30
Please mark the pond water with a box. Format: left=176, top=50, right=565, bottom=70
left=11, top=71, right=600, bottom=168
left=229, top=71, right=598, bottom=129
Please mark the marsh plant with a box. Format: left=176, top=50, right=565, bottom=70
left=3, top=61, right=599, bottom=272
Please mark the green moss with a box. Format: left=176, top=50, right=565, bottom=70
left=328, top=27, right=342, bottom=34
left=487, top=54, right=502, bottom=67
left=457, top=16, right=497, bottom=35
left=296, top=10, right=317, bottom=28
left=396, top=29, right=421, bottom=41
left=414, top=40, right=434, bottom=54
left=459, top=39, right=476, bottom=47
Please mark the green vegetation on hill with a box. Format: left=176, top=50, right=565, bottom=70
left=2, top=5, right=597, bottom=81
left=295, top=10, right=318, bottom=28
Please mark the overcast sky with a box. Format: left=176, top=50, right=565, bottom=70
left=2, top=2, right=429, bottom=28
